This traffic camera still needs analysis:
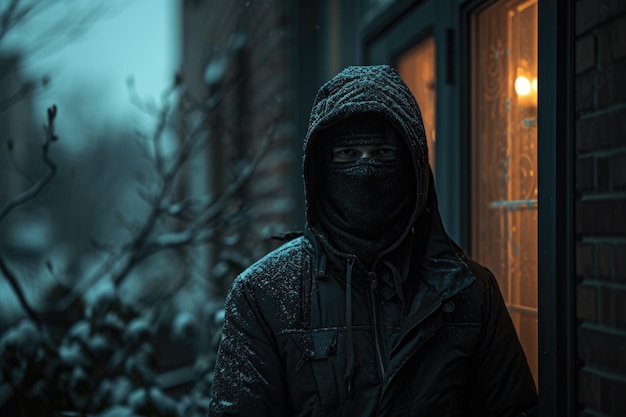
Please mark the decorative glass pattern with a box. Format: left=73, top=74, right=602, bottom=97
left=397, top=36, right=437, bottom=172
left=471, top=0, right=538, bottom=384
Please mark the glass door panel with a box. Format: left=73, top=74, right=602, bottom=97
left=397, top=36, right=437, bottom=172
left=471, top=0, right=538, bottom=384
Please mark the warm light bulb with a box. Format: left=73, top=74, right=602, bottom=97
left=515, top=76, right=531, bottom=95
left=532, top=78, right=537, bottom=91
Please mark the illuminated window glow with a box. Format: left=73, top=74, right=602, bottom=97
left=471, top=0, right=538, bottom=385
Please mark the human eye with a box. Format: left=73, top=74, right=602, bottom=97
left=373, top=145, right=397, bottom=160
left=333, top=147, right=359, bottom=162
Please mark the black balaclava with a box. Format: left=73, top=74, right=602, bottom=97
left=315, top=113, right=417, bottom=265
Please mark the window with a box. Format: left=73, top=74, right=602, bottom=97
left=470, top=0, right=538, bottom=384
left=396, top=36, right=437, bottom=172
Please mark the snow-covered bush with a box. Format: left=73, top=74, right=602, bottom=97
left=0, top=70, right=269, bottom=415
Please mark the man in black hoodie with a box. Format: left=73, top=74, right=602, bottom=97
left=208, top=65, right=537, bottom=416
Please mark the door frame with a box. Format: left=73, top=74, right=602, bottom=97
left=363, top=0, right=468, bottom=248
left=363, top=0, right=577, bottom=414
left=535, top=0, right=577, bottom=414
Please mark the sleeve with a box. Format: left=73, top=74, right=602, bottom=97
left=466, top=267, right=538, bottom=417
left=208, top=278, right=289, bottom=417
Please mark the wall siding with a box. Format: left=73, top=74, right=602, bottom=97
left=180, top=0, right=297, bottom=271
left=575, top=0, right=626, bottom=415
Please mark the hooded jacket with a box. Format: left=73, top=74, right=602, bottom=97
left=208, top=65, right=538, bottom=417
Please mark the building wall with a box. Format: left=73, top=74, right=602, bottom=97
left=575, top=0, right=626, bottom=414
left=180, top=0, right=298, bottom=284
left=180, top=0, right=626, bottom=412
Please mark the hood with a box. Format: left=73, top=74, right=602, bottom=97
left=304, top=65, right=429, bottom=224
left=303, top=65, right=472, bottom=292
left=301, top=65, right=475, bottom=398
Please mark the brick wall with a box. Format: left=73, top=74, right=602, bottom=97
left=575, top=0, right=626, bottom=415
left=180, top=0, right=297, bottom=274
left=243, top=0, right=297, bottom=253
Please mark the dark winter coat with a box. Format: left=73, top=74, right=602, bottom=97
left=208, top=65, right=538, bottom=416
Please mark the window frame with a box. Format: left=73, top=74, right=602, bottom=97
left=363, top=0, right=467, bottom=248
left=466, top=0, right=540, bottom=385
left=461, top=0, right=576, bottom=413
left=535, top=0, right=577, bottom=414
left=364, top=0, right=577, bottom=413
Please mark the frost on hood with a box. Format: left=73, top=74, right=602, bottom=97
left=303, top=65, right=431, bottom=227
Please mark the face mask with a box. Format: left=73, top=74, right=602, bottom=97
left=316, top=125, right=417, bottom=261
left=323, top=157, right=412, bottom=237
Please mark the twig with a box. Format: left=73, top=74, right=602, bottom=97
left=6, top=137, right=36, bottom=183
left=0, top=104, right=58, bottom=225
left=0, top=251, right=58, bottom=354
left=0, top=0, right=31, bottom=45
left=43, top=80, right=274, bottom=309
left=0, top=253, right=42, bottom=328
left=0, top=105, right=60, bottom=351
left=115, top=123, right=274, bottom=273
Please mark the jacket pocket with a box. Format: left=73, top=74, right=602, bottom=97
left=286, top=328, right=346, bottom=413
left=298, top=328, right=338, bottom=367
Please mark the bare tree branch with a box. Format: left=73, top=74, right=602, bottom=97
left=1, top=1, right=112, bottom=60
left=0, top=0, right=37, bottom=45
left=0, top=104, right=57, bottom=225
left=0, top=252, right=58, bottom=355
left=0, top=104, right=61, bottom=353
left=30, top=72, right=276, bottom=325
left=0, top=253, right=41, bottom=328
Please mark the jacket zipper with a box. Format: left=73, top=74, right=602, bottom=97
left=368, top=272, right=386, bottom=381
left=375, top=297, right=443, bottom=416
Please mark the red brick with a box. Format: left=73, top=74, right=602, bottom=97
left=576, top=71, right=597, bottom=112
left=597, top=243, right=614, bottom=278
left=615, top=380, right=626, bottom=415
left=597, top=157, right=610, bottom=191
left=610, top=15, right=626, bottom=61
left=614, top=153, right=626, bottom=190
left=594, top=378, right=626, bottom=416
left=578, top=326, right=626, bottom=373
left=616, top=289, right=626, bottom=329
left=576, top=0, right=626, bottom=35
left=597, top=60, right=626, bottom=109
left=577, top=34, right=597, bottom=74
left=598, top=22, right=613, bottom=67
left=576, top=156, right=595, bottom=192
left=616, top=245, right=626, bottom=281
left=599, top=286, right=614, bottom=325
left=575, top=110, right=626, bottom=152
left=596, top=68, right=609, bottom=109
left=600, top=377, right=616, bottom=415
left=579, top=370, right=601, bottom=410
left=607, top=60, right=626, bottom=100
left=576, top=199, right=626, bottom=235
left=578, top=284, right=598, bottom=322
left=577, top=243, right=596, bottom=277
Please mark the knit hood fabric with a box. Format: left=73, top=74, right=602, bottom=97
left=304, top=65, right=429, bottom=219
left=303, top=64, right=471, bottom=295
